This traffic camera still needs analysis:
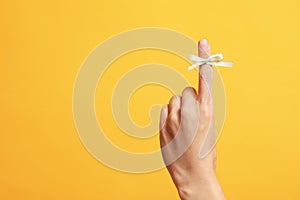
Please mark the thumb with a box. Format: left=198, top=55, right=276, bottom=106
left=197, top=39, right=213, bottom=102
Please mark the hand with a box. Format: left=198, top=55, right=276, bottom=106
left=159, top=39, right=225, bottom=200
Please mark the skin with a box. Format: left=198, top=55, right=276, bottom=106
left=159, top=39, right=226, bottom=200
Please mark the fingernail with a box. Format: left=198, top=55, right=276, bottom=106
left=199, top=39, right=208, bottom=46
left=198, top=39, right=210, bottom=58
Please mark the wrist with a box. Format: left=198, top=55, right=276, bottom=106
left=176, top=173, right=225, bottom=200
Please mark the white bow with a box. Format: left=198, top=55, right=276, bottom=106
left=188, top=53, right=233, bottom=71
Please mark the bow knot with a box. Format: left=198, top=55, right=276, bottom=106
left=188, top=53, right=233, bottom=71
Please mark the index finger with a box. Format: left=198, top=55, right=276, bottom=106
left=197, top=39, right=213, bottom=103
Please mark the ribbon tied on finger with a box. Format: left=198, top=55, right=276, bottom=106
left=187, top=53, right=233, bottom=71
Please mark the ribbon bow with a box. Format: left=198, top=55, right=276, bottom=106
left=188, top=53, right=233, bottom=71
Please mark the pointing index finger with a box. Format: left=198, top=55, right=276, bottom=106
left=197, top=39, right=213, bottom=103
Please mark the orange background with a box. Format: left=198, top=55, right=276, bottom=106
left=1, top=0, right=300, bottom=199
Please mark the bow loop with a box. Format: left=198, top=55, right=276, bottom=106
left=188, top=53, right=233, bottom=71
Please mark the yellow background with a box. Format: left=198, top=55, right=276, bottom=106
left=1, top=0, right=300, bottom=199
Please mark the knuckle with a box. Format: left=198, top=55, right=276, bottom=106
left=200, top=94, right=213, bottom=105
left=200, top=104, right=213, bottom=120
left=161, top=104, right=168, bottom=113
left=169, top=95, right=180, bottom=106
left=182, top=87, right=194, bottom=95
left=168, top=112, right=178, bottom=122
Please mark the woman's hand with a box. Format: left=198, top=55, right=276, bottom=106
left=159, top=39, right=225, bottom=200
